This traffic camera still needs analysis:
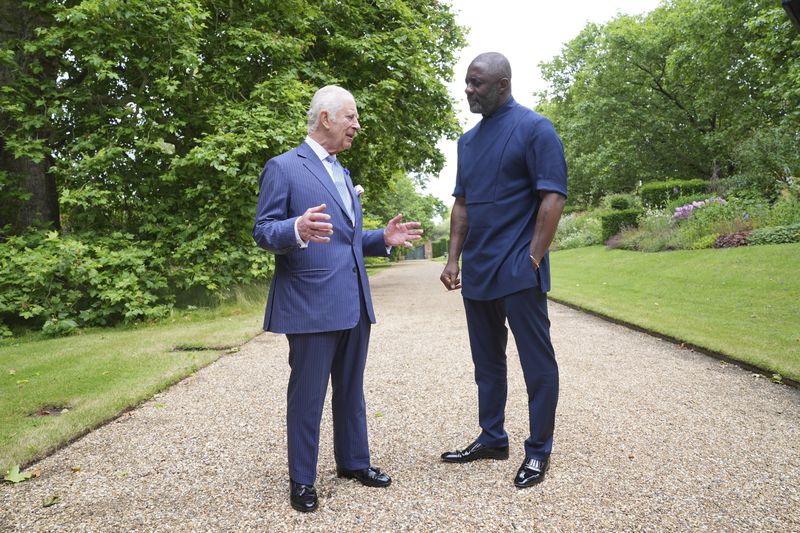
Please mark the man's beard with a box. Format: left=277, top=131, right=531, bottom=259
left=468, top=84, right=500, bottom=115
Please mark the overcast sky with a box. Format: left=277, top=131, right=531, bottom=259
left=423, top=0, right=664, bottom=206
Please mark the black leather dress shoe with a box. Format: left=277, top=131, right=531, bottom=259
left=440, top=439, right=509, bottom=463
left=514, top=457, right=550, bottom=488
left=290, top=480, right=318, bottom=512
left=336, top=466, right=392, bottom=488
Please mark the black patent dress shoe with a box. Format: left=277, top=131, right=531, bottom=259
left=440, top=439, right=509, bottom=463
left=290, top=480, right=318, bottom=512
left=514, top=457, right=550, bottom=488
left=336, top=466, right=392, bottom=488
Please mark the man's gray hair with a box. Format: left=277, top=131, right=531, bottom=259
left=307, top=85, right=354, bottom=133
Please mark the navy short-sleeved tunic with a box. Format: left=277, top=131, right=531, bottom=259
left=453, top=97, right=568, bottom=301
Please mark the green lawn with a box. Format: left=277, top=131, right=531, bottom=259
left=549, top=244, right=800, bottom=383
left=0, top=265, right=396, bottom=475
left=0, top=303, right=265, bottom=474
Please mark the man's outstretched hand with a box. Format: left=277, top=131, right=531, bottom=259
left=384, top=214, right=423, bottom=248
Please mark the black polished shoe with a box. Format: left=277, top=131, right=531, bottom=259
left=336, top=466, right=392, bottom=488
left=440, top=439, right=509, bottom=463
left=290, top=480, right=318, bottom=512
left=514, top=457, right=550, bottom=488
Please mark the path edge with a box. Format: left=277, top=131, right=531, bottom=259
left=548, top=296, right=799, bottom=390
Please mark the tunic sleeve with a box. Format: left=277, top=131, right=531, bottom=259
left=452, top=137, right=465, bottom=198
left=526, top=117, right=568, bottom=198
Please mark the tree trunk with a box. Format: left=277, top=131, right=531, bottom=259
left=709, top=159, right=723, bottom=195
left=0, top=144, right=60, bottom=233
left=0, top=1, right=60, bottom=234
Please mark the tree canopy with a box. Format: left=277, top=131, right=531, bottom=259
left=0, top=0, right=465, bottom=335
left=537, top=0, right=800, bottom=206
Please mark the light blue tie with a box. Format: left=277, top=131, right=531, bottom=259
left=325, top=155, right=354, bottom=221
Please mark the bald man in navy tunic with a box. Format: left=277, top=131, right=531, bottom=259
left=440, top=52, right=568, bottom=488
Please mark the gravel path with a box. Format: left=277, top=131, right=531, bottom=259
left=2, top=260, right=799, bottom=531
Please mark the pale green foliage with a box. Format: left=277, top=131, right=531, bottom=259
left=0, top=231, right=173, bottom=333
left=362, top=170, right=446, bottom=258
left=767, top=187, right=800, bottom=227
left=553, top=212, right=602, bottom=250
left=3, top=465, right=32, bottom=483
left=726, top=126, right=800, bottom=202
left=363, top=171, right=446, bottom=237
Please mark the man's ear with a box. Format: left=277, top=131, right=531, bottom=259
left=498, top=78, right=510, bottom=94
left=320, top=110, right=330, bottom=129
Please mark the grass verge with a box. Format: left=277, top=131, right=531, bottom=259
left=549, top=244, right=800, bottom=383
left=0, top=264, right=398, bottom=475
left=0, top=295, right=265, bottom=474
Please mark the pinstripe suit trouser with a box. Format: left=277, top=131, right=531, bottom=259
left=285, top=297, right=372, bottom=485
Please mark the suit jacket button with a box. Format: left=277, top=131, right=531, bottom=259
left=352, top=266, right=357, bottom=272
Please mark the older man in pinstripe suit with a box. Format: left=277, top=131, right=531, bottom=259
left=253, top=85, right=422, bottom=513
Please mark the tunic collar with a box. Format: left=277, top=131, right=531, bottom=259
left=482, top=96, right=517, bottom=122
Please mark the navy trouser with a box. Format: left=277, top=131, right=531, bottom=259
left=285, top=301, right=371, bottom=485
left=464, top=287, right=559, bottom=460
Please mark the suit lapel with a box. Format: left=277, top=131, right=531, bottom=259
left=296, top=142, right=354, bottom=224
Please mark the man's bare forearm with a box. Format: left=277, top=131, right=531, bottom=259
left=447, top=197, right=468, bottom=264
left=529, top=192, right=566, bottom=263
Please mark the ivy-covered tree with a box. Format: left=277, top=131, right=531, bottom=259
left=0, top=0, right=61, bottom=233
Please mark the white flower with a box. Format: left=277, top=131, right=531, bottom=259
left=354, top=184, right=364, bottom=197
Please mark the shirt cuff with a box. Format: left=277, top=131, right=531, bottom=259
left=294, top=218, right=309, bottom=248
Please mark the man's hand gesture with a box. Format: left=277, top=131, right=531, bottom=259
left=383, top=214, right=423, bottom=248
left=297, top=204, right=334, bottom=243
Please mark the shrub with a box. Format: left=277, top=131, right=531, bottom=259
left=554, top=212, right=603, bottom=250
left=689, top=234, right=720, bottom=250
left=613, top=212, right=676, bottom=252
left=603, top=193, right=638, bottom=211
left=0, top=231, right=173, bottom=336
left=672, top=197, right=727, bottom=220
left=640, top=179, right=708, bottom=208
left=748, top=223, right=800, bottom=246
left=431, top=238, right=449, bottom=258
left=607, top=188, right=799, bottom=253
left=725, top=126, right=800, bottom=202
left=562, top=203, right=586, bottom=215
left=714, top=232, right=751, bottom=248
left=668, top=201, right=736, bottom=250
left=601, top=209, right=643, bottom=242
left=766, top=190, right=800, bottom=227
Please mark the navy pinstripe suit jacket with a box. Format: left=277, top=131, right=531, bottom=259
left=252, top=141, right=388, bottom=334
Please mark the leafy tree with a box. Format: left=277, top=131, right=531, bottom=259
left=0, top=0, right=465, bottom=333
left=537, top=0, right=800, bottom=206
left=361, top=170, right=446, bottom=257
left=726, top=126, right=800, bottom=201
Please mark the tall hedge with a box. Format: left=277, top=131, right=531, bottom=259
left=640, top=179, right=709, bottom=208
left=601, top=209, right=644, bottom=241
